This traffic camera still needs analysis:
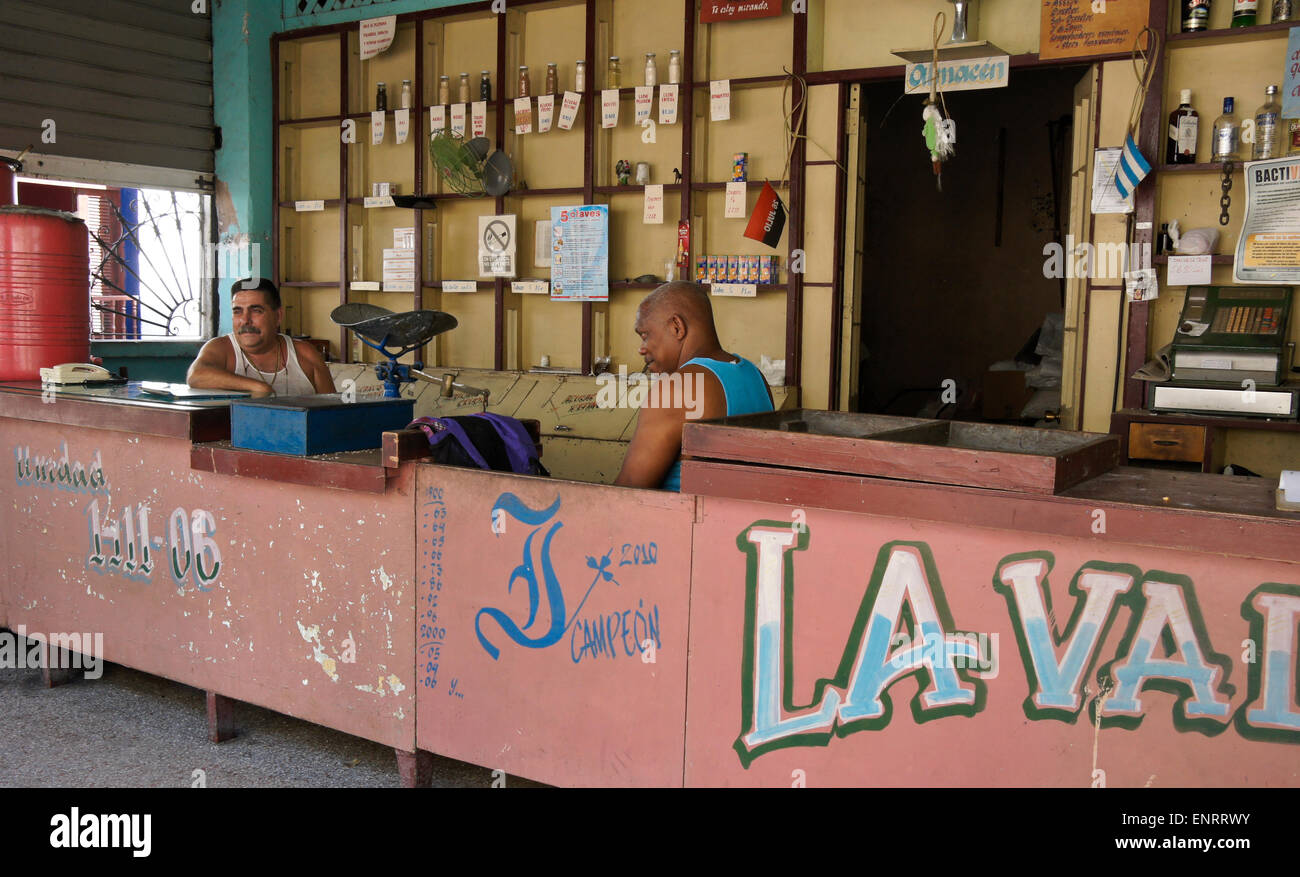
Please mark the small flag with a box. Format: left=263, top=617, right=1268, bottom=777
left=1112, top=132, right=1151, bottom=201
left=744, top=181, right=787, bottom=248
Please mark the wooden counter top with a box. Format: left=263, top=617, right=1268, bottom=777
left=0, top=381, right=230, bottom=442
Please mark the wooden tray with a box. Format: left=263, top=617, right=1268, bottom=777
left=681, top=409, right=1119, bottom=495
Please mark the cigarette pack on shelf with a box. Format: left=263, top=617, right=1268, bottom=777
left=393, top=226, right=415, bottom=249
left=696, top=258, right=708, bottom=282
left=732, top=152, right=748, bottom=182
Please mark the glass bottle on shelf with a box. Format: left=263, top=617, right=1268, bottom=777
left=400, top=79, right=412, bottom=109
left=607, top=56, right=621, bottom=89
left=480, top=71, right=492, bottom=101
left=1253, top=85, right=1280, bottom=159
left=438, top=75, right=450, bottom=105
left=644, top=53, right=657, bottom=87
left=1181, top=0, right=1211, bottom=31
left=375, top=81, right=387, bottom=111
left=1211, top=97, right=1240, bottom=161
left=518, top=66, right=531, bottom=98
left=1231, top=0, right=1258, bottom=25
left=458, top=72, right=470, bottom=104
left=1275, top=0, right=1294, bottom=21
left=1166, top=89, right=1198, bottom=164
left=575, top=60, right=586, bottom=92
left=668, top=50, right=681, bottom=85
left=545, top=63, right=558, bottom=95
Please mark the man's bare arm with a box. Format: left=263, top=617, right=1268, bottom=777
left=187, top=338, right=271, bottom=396
left=294, top=340, right=336, bottom=394
left=614, top=400, right=687, bottom=489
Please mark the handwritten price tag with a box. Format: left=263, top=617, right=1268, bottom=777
left=659, top=84, right=679, bottom=124
left=558, top=92, right=581, bottom=130
left=601, top=89, right=620, bottom=129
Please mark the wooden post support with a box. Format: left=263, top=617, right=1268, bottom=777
left=206, top=691, right=237, bottom=743
left=394, top=748, right=434, bottom=788
left=40, top=644, right=71, bottom=688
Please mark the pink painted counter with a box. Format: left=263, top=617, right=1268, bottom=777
left=1, top=384, right=418, bottom=753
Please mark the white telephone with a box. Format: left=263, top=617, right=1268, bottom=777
left=40, top=362, right=114, bottom=384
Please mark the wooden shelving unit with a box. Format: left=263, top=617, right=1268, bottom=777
left=272, top=0, right=808, bottom=381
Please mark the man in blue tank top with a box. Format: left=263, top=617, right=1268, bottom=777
left=614, top=282, right=774, bottom=491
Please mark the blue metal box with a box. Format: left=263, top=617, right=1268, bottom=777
left=230, top=395, right=414, bottom=456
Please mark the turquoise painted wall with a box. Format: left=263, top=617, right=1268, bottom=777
left=212, top=0, right=475, bottom=336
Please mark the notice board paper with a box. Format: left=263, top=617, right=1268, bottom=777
left=1166, top=254, right=1212, bottom=287
left=710, top=80, right=731, bottom=121
left=644, top=184, right=665, bottom=224
left=359, top=16, right=396, bottom=60
left=1040, top=0, right=1149, bottom=61
left=725, top=181, right=747, bottom=219
left=551, top=205, right=609, bottom=302
left=1235, top=156, right=1300, bottom=283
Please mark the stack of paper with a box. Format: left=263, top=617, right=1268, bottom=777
left=384, top=227, right=416, bottom=292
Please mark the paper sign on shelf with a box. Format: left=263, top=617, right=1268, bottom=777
left=294, top=200, right=325, bottom=212
left=1166, top=254, right=1213, bottom=287
left=512, top=280, right=550, bottom=295
left=601, top=90, right=620, bottom=129
left=514, top=97, right=533, bottom=135
left=479, top=214, right=517, bottom=278
left=725, top=181, right=747, bottom=219
left=710, top=80, right=731, bottom=122
left=394, top=108, right=410, bottom=144
left=711, top=283, right=757, bottom=298
left=558, top=91, right=581, bottom=130
left=442, top=280, right=478, bottom=293
left=634, top=87, right=654, bottom=124
left=363, top=195, right=395, bottom=208
left=359, top=15, right=396, bottom=61
left=471, top=101, right=487, bottom=138
left=430, top=105, right=446, bottom=136
left=536, top=94, right=555, bottom=133
left=534, top=221, right=552, bottom=267
left=370, top=111, right=385, bottom=145
left=659, top=84, right=679, bottom=124
left=450, top=103, right=466, bottom=137
left=644, top=184, right=665, bottom=224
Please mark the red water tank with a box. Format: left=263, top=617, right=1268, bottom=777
left=0, top=205, right=90, bottom=381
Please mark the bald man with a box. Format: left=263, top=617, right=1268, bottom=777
left=614, top=282, right=774, bottom=491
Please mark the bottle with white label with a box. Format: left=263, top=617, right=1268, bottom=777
left=1231, top=0, right=1258, bottom=25
left=1253, top=85, right=1280, bottom=159
left=1167, top=89, right=1199, bottom=164
left=1211, top=97, right=1239, bottom=161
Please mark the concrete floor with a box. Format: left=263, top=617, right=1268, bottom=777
left=0, top=655, right=545, bottom=788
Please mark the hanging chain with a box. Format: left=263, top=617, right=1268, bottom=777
left=1219, top=159, right=1233, bottom=226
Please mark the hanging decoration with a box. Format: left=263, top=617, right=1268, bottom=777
left=921, top=13, right=957, bottom=191
left=1110, top=28, right=1160, bottom=202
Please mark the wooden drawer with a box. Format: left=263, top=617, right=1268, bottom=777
left=1128, top=422, right=1206, bottom=463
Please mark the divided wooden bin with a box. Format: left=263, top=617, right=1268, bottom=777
left=682, top=409, right=1120, bottom=495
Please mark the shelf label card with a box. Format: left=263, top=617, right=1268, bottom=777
left=512, top=280, right=550, bottom=295
left=725, top=181, right=747, bottom=219
left=471, top=101, right=487, bottom=138
left=363, top=195, right=395, bottom=208
left=537, top=94, right=555, bottom=132
left=442, top=280, right=478, bottom=293
left=450, top=103, right=466, bottom=137
left=430, top=105, right=446, bottom=137
left=294, top=200, right=325, bottom=212
left=634, top=86, right=654, bottom=124
left=558, top=91, right=581, bottom=130
left=659, top=84, right=679, bottom=124
left=710, top=80, right=731, bottom=122
left=644, top=184, right=665, bottom=224
left=359, top=15, right=396, bottom=61
left=514, top=97, right=534, bottom=135
left=394, top=108, right=410, bottom=144
left=711, top=282, right=757, bottom=298
left=601, top=89, right=620, bottom=129
left=370, top=111, right=385, bottom=145
left=1167, top=254, right=1213, bottom=287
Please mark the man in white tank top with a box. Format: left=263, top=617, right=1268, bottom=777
left=187, top=278, right=335, bottom=398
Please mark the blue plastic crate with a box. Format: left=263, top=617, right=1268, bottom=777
left=230, top=395, right=415, bottom=456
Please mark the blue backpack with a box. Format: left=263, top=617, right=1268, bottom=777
left=409, top=413, right=548, bottom=477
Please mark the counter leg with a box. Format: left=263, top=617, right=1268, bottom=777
left=40, top=644, right=72, bottom=688
left=206, top=691, right=237, bottom=743
left=394, top=749, right=433, bottom=788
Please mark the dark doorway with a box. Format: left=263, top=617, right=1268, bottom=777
left=856, top=65, right=1088, bottom=421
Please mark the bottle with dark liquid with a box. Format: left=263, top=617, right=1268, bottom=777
left=1167, top=89, right=1199, bottom=164
left=1231, top=0, right=1258, bottom=25
left=1182, top=0, right=1212, bottom=31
